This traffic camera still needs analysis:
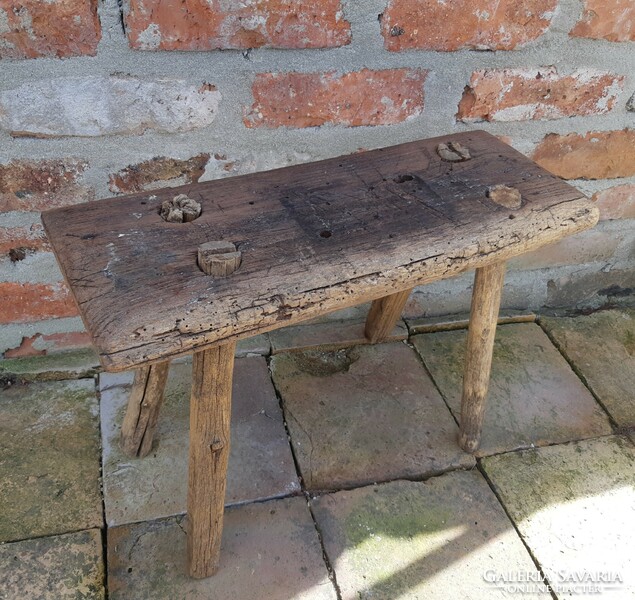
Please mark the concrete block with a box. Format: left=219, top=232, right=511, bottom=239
left=311, top=474, right=549, bottom=599
left=541, top=309, right=635, bottom=428
left=271, top=342, right=474, bottom=490
left=0, top=529, right=104, bottom=599
left=100, top=357, right=300, bottom=526
left=412, top=323, right=612, bottom=456
left=482, top=436, right=635, bottom=598
left=107, top=497, right=336, bottom=599
left=0, top=379, right=102, bottom=542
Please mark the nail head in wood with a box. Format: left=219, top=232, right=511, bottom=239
left=487, top=185, right=522, bottom=210
left=198, top=241, right=242, bottom=277
left=437, top=141, right=471, bottom=162
left=160, top=194, right=202, bottom=223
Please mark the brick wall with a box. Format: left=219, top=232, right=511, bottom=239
left=1, top=0, right=634, bottom=357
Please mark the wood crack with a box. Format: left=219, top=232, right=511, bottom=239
left=41, top=130, right=600, bottom=371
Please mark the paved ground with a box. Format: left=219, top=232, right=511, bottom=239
left=0, top=308, right=633, bottom=599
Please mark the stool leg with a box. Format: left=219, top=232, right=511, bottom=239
left=120, top=361, right=170, bottom=458
left=187, top=343, right=235, bottom=579
left=364, top=288, right=412, bottom=343
left=459, top=262, right=506, bottom=454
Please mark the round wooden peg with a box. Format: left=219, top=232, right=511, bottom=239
left=437, top=141, right=471, bottom=162
left=160, top=194, right=201, bottom=223
left=198, top=241, right=242, bottom=277
left=487, top=185, right=522, bottom=209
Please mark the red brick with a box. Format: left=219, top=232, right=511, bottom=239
left=570, top=0, right=635, bottom=42
left=0, top=282, right=78, bottom=324
left=0, top=223, right=50, bottom=254
left=0, top=160, right=93, bottom=212
left=109, top=154, right=210, bottom=194
left=532, top=130, right=635, bottom=180
left=458, top=67, right=623, bottom=122
left=4, top=335, right=46, bottom=357
left=592, top=184, right=635, bottom=220
left=4, top=331, right=92, bottom=358
left=125, top=0, right=350, bottom=50
left=245, top=69, right=427, bottom=129
left=381, top=0, right=557, bottom=51
left=0, top=0, right=101, bottom=59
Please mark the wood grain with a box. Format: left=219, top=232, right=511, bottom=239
left=365, top=288, right=412, bottom=343
left=458, top=262, right=506, bottom=453
left=42, top=131, right=598, bottom=371
left=187, top=343, right=235, bottom=578
left=120, top=361, right=170, bottom=458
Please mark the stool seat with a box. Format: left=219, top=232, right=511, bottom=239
left=42, top=130, right=596, bottom=373
left=42, top=130, right=598, bottom=578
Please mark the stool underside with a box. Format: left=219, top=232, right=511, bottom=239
left=42, top=130, right=597, bottom=371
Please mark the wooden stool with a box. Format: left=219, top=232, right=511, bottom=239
left=43, top=131, right=598, bottom=578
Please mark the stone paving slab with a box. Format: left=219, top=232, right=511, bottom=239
left=411, top=323, right=612, bottom=457
left=271, top=342, right=474, bottom=490
left=100, top=356, right=300, bottom=526
left=108, top=497, right=336, bottom=600
left=540, top=309, right=635, bottom=428
left=0, top=379, right=102, bottom=542
left=482, top=436, right=635, bottom=599
left=270, top=318, right=407, bottom=354
left=311, top=473, right=548, bottom=599
left=0, top=529, right=104, bottom=599
left=0, top=348, right=99, bottom=382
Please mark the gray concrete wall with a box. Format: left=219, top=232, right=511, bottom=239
left=1, top=0, right=633, bottom=355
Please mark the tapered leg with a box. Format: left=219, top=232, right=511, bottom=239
left=120, top=361, right=170, bottom=458
left=187, top=343, right=235, bottom=579
left=364, top=288, right=412, bottom=343
left=459, top=262, right=506, bottom=453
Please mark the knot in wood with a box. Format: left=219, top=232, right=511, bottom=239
left=160, top=194, right=201, bottom=223
left=437, top=141, right=471, bottom=162
left=210, top=437, right=225, bottom=452
left=198, top=241, right=242, bottom=277
left=487, top=185, right=523, bottom=210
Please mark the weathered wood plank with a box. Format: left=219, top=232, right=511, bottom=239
left=187, top=343, right=235, bottom=578
left=42, top=131, right=598, bottom=371
left=459, top=262, right=506, bottom=453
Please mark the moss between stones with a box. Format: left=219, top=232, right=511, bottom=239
left=0, top=349, right=99, bottom=382
left=483, top=436, right=635, bottom=524
left=343, top=484, right=453, bottom=550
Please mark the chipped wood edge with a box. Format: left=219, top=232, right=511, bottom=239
left=97, top=199, right=598, bottom=371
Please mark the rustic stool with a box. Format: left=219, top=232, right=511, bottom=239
left=42, top=131, right=598, bottom=578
